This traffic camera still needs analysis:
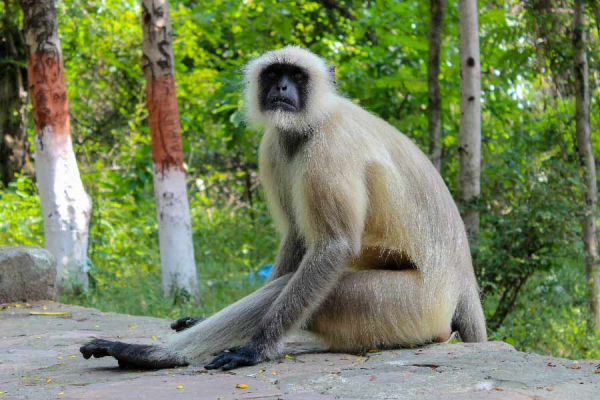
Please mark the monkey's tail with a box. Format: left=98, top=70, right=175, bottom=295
left=452, top=286, right=487, bottom=342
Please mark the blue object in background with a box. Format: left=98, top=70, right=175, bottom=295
left=247, top=264, right=273, bottom=281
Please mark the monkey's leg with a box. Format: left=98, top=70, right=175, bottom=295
left=81, top=274, right=293, bottom=369
left=307, top=270, right=456, bottom=352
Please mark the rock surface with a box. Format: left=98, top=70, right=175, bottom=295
left=1, top=301, right=599, bottom=399
left=0, top=246, right=55, bottom=303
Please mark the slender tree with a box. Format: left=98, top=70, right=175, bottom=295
left=427, top=0, right=446, bottom=173
left=457, top=0, right=481, bottom=247
left=141, top=0, right=199, bottom=301
left=20, top=0, right=92, bottom=292
left=1, top=0, right=32, bottom=185
left=573, top=0, right=600, bottom=330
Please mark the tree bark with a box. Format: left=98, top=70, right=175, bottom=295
left=458, top=0, right=481, bottom=247
left=573, top=0, right=600, bottom=330
left=20, top=0, right=92, bottom=293
left=141, top=0, right=199, bottom=301
left=0, top=0, right=32, bottom=186
left=427, top=0, right=446, bottom=173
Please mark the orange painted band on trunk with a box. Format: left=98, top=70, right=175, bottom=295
left=26, top=52, right=69, bottom=134
left=146, top=75, right=184, bottom=171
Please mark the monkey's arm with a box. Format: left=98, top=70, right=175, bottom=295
left=205, top=239, right=353, bottom=370
left=265, top=233, right=306, bottom=283
left=205, top=170, right=366, bottom=370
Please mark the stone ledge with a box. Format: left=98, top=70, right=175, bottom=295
left=1, top=302, right=598, bottom=399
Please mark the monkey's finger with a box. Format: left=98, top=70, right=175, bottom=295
left=204, top=353, right=230, bottom=370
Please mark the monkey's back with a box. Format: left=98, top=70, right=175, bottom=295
left=325, top=98, right=474, bottom=282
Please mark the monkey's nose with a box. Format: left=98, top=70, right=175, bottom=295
left=277, top=84, right=287, bottom=91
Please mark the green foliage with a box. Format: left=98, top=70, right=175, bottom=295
left=1, top=0, right=599, bottom=360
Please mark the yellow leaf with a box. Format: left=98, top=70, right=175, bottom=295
left=368, top=349, right=380, bottom=353
left=271, top=371, right=278, bottom=376
left=58, top=391, right=64, bottom=395
left=15, top=304, right=21, bottom=308
left=69, top=355, right=76, bottom=359
left=42, top=305, right=48, bottom=310
left=29, top=311, right=71, bottom=316
left=236, top=384, right=248, bottom=389
left=284, top=354, right=293, bottom=359
left=129, top=324, right=138, bottom=329
left=259, top=369, right=265, bottom=374
left=46, top=379, right=52, bottom=383
left=176, top=385, right=183, bottom=389
left=57, top=356, right=63, bottom=360
left=151, top=335, right=157, bottom=340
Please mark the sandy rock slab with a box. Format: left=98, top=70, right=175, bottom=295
left=0, top=247, right=55, bottom=303
left=1, top=302, right=599, bottom=399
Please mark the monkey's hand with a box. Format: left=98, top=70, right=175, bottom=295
left=204, top=345, right=265, bottom=371
left=170, top=316, right=203, bottom=332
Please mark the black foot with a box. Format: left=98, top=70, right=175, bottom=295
left=204, top=346, right=263, bottom=371
left=80, top=338, right=186, bottom=369
left=171, top=316, right=203, bottom=332
left=80, top=338, right=115, bottom=359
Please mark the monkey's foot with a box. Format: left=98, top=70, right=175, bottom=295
left=170, top=316, right=203, bottom=332
left=204, top=346, right=264, bottom=371
left=80, top=338, right=187, bottom=369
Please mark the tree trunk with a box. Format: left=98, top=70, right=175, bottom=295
left=573, top=0, right=600, bottom=330
left=141, top=0, right=199, bottom=301
left=20, top=0, right=92, bottom=293
left=0, top=0, right=32, bottom=186
left=458, top=0, right=481, bottom=247
left=427, top=0, right=446, bottom=173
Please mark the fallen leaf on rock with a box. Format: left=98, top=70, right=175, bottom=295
left=272, top=371, right=278, bottom=376
left=58, top=391, right=64, bottom=395
left=46, top=379, right=52, bottom=383
left=284, top=354, right=294, bottom=359
left=42, top=305, right=47, bottom=310
left=129, top=324, right=138, bottom=329
left=236, top=384, right=249, bottom=389
left=29, top=311, right=71, bottom=316
left=493, top=388, right=503, bottom=391
left=594, top=365, right=600, bottom=374
left=15, top=304, right=21, bottom=308
left=369, top=375, right=378, bottom=381
left=69, top=355, right=76, bottom=359
left=566, top=365, right=581, bottom=370
left=547, top=362, right=556, bottom=367
left=176, top=385, right=183, bottom=390
left=547, top=387, right=554, bottom=392
left=368, top=349, right=380, bottom=353
left=151, top=335, right=157, bottom=340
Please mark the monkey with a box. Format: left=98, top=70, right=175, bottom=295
left=80, top=45, right=487, bottom=371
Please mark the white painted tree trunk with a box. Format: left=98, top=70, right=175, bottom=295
left=427, top=0, right=447, bottom=173
left=141, top=0, right=199, bottom=301
left=20, top=0, right=92, bottom=293
left=573, top=0, right=600, bottom=330
left=458, top=0, right=481, bottom=247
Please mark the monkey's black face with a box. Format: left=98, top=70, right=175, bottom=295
left=259, top=63, right=308, bottom=113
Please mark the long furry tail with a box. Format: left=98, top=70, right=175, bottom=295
left=452, top=286, right=487, bottom=342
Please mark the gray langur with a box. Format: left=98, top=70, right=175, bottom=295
left=80, top=46, right=487, bottom=371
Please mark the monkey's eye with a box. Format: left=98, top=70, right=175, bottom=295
left=293, top=73, right=304, bottom=81
left=267, top=72, right=277, bottom=80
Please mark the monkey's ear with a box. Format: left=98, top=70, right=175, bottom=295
left=327, top=64, right=336, bottom=85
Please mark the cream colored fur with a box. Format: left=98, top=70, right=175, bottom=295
left=163, top=46, right=486, bottom=364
